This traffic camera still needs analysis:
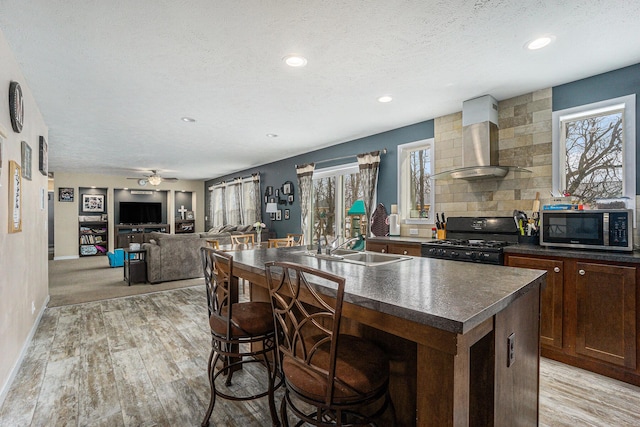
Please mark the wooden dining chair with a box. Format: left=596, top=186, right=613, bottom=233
left=230, top=234, right=255, bottom=246
left=268, top=237, right=294, bottom=248
left=205, top=239, right=220, bottom=249
left=200, top=247, right=280, bottom=427
left=264, top=261, right=396, bottom=426
left=286, top=233, right=304, bottom=246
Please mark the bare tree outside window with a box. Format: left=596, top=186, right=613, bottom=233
left=409, top=148, right=431, bottom=218
left=313, top=177, right=335, bottom=244
left=563, top=111, right=623, bottom=204
left=311, top=169, right=363, bottom=246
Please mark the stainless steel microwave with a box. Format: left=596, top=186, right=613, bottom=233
left=540, top=209, right=633, bottom=252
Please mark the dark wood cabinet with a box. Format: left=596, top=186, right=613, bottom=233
left=175, top=219, right=195, bottom=233
left=505, top=252, right=639, bottom=386
left=574, top=262, right=636, bottom=369
left=366, top=240, right=421, bottom=256
left=506, top=255, right=564, bottom=349
left=117, top=233, right=144, bottom=249
left=366, top=241, right=389, bottom=253
left=114, top=224, right=170, bottom=249
left=387, top=242, right=421, bottom=256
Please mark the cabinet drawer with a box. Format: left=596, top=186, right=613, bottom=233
left=388, top=243, right=421, bottom=256
left=366, top=242, right=388, bottom=253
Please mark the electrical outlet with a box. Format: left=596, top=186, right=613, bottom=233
left=507, top=333, right=515, bottom=367
left=31, top=301, right=36, bottom=315
left=409, top=228, right=419, bottom=235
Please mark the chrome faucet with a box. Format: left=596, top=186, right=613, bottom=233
left=328, top=237, right=361, bottom=255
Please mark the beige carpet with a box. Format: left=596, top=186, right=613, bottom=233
left=48, top=256, right=204, bottom=307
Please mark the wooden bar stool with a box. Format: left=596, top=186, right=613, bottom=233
left=205, top=239, right=220, bottom=249
left=265, top=261, right=396, bottom=426
left=200, top=247, right=281, bottom=427
left=230, top=234, right=255, bottom=248
left=268, top=237, right=294, bottom=248
left=286, top=233, right=304, bottom=246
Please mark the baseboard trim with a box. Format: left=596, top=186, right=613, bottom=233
left=0, top=295, right=50, bottom=407
left=53, top=255, right=79, bottom=260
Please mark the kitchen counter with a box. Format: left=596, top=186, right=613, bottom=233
left=230, top=246, right=545, bottom=426
left=231, top=246, right=544, bottom=334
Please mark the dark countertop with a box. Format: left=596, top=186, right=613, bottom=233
left=367, top=235, right=640, bottom=265
left=367, top=236, right=433, bottom=244
left=229, top=247, right=546, bottom=335
left=504, top=244, right=640, bottom=264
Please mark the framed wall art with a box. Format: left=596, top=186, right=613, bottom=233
left=8, top=160, right=22, bottom=233
left=276, top=209, right=282, bottom=221
left=9, top=81, right=24, bottom=133
left=39, top=136, right=48, bottom=175
left=284, top=209, right=290, bottom=220
left=82, top=194, right=105, bottom=212
left=59, top=187, right=74, bottom=202
left=21, top=141, right=32, bottom=181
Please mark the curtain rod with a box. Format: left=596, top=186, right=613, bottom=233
left=297, top=148, right=387, bottom=168
left=210, top=172, right=260, bottom=187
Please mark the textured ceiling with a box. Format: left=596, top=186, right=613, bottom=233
left=1, top=1, right=639, bottom=181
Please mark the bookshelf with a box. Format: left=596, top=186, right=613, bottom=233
left=79, top=221, right=108, bottom=256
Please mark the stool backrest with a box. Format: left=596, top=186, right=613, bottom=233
left=230, top=234, right=255, bottom=246
left=265, top=261, right=346, bottom=405
left=201, top=247, right=235, bottom=339
left=268, top=237, right=294, bottom=248
left=286, top=233, right=304, bottom=245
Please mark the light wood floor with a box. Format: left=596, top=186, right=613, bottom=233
left=1, top=286, right=639, bottom=426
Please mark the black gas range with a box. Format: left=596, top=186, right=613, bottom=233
left=421, top=217, right=519, bottom=265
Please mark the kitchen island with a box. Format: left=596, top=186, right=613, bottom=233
left=229, top=247, right=546, bottom=426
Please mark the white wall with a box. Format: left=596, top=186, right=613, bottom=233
left=53, top=172, right=206, bottom=259
left=0, top=30, right=49, bottom=400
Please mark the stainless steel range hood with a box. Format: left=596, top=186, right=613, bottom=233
left=432, top=95, right=531, bottom=180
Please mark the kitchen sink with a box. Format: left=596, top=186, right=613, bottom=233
left=340, top=252, right=411, bottom=266
left=294, top=250, right=411, bottom=266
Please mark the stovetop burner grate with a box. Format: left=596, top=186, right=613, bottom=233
left=427, top=239, right=513, bottom=249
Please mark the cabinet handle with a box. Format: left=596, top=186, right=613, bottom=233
left=553, top=267, right=560, bottom=273
left=578, top=269, right=586, bottom=276
left=403, top=250, right=408, bottom=255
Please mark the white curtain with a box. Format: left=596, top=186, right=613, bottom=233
left=296, top=163, right=315, bottom=244
left=242, top=174, right=262, bottom=225
left=210, top=186, right=225, bottom=228
left=208, top=174, right=261, bottom=227
left=225, top=179, right=242, bottom=225
left=357, top=151, right=381, bottom=236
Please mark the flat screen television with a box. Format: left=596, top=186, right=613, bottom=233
left=119, top=202, right=162, bottom=224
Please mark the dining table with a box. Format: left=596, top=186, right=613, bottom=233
left=221, top=245, right=545, bottom=427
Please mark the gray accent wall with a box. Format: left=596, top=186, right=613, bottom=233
left=552, top=63, right=640, bottom=191
left=205, top=120, right=434, bottom=237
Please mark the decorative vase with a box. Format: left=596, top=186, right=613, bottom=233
left=256, top=230, right=262, bottom=245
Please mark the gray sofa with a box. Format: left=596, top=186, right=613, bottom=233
left=142, top=226, right=268, bottom=283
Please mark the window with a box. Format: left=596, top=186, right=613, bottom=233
left=397, top=138, right=434, bottom=223
left=208, top=175, right=261, bottom=227
left=552, top=95, right=635, bottom=206
left=311, top=163, right=363, bottom=244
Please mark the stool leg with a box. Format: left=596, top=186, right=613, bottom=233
left=201, top=348, right=219, bottom=427
left=264, top=347, right=280, bottom=426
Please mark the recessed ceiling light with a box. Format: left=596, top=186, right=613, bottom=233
left=283, top=55, right=307, bottom=67
left=525, top=35, right=555, bottom=50
left=377, top=95, right=393, bottom=103
left=181, top=117, right=196, bottom=122
left=266, top=133, right=278, bottom=138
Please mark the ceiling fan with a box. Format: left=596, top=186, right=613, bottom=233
left=127, top=170, right=179, bottom=186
